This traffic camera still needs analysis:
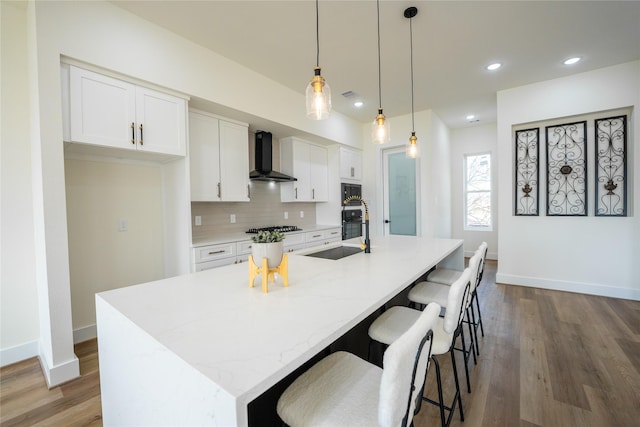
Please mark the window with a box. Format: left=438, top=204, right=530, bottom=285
left=464, top=153, right=492, bottom=230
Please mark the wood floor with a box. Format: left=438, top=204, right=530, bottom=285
left=1, top=260, right=639, bottom=426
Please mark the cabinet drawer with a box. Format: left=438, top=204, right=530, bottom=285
left=283, top=233, right=305, bottom=248
left=305, top=231, right=327, bottom=244
left=194, top=242, right=236, bottom=263
left=325, top=228, right=342, bottom=241
left=195, top=257, right=237, bottom=271
left=236, top=240, right=254, bottom=256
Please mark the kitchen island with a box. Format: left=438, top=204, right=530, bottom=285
left=96, top=235, right=463, bottom=426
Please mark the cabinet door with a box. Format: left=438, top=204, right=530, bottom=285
left=219, top=120, right=250, bottom=202
left=309, top=144, right=328, bottom=201
left=135, top=87, right=187, bottom=156
left=189, top=112, right=221, bottom=201
left=69, top=66, right=136, bottom=149
left=340, top=148, right=362, bottom=181
left=280, top=138, right=311, bottom=202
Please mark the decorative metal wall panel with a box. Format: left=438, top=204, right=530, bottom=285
left=546, top=121, right=587, bottom=216
left=515, top=128, right=539, bottom=216
left=595, top=115, right=627, bottom=216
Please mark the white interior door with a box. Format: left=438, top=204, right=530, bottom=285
left=383, top=147, right=417, bottom=236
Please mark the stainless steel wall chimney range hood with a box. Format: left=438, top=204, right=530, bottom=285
left=249, top=131, right=297, bottom=182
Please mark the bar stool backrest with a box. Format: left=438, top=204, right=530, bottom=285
left=443, top=268, right=472, bottom=335
left=379, top=303, right=440, bottom=427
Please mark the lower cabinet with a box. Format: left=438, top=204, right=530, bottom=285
left=193, top=228, right=342, bottom=272
left=304, top=228, right=341, bottom=247
left=283, top=233, right=306, bottom=253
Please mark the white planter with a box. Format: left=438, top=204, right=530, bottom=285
left=251, top=241, right=284, bottom=269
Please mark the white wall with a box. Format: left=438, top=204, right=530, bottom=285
left=496, top=61, right=639, bottom=300
left=451, top=123, right=499, bottom=259
left=64, top=158, right=165, bottom=342
left=0, top=1, right=41, bottom=366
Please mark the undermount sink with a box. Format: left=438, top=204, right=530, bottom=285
left=304, top=245, right=363, bottom=260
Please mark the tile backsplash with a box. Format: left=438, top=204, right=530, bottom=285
left=191, top=181, right=317, bottom=240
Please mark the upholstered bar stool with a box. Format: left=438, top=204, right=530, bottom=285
left=409, top=250, right=482, bottom=381
left=367, top=269, right=472, bottom=427
left=276, top=303, right=441, bottom=427
left=424, top=243, right=488, bottom=349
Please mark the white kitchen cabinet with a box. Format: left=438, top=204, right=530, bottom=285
left=340, top=147, right=362, bottom=181
left=193, top=242, right=237, bottom=271
left=68, top=65, right=187, bottom=156
left=283, top=233, right=306, bottom=253
left=189, top=110, right=250, bottom=202
left=280, top=137, right=328, bottom=202
left=305, top=227, right=341, bottom=247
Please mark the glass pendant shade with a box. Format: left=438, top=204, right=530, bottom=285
left=372, top=108, right=390, bottom=144
left=306, top=67, right=331, bottom=120
left=406, top=132, right=419, bottom=158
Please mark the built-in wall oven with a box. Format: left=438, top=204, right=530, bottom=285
left=341, top=183, right=363, bottom=240
left=341, top=183, right=362, bottom=206
left=342, top=209, right=362, bottom=240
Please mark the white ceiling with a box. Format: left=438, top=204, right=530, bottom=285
left=111, top=0, right=640, bottom=129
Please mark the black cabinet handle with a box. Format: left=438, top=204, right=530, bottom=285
left=139, top=124, right=144, bottom=145
left=384, top=219, right=391, bottom=223
left=131, top=122, right=135, bottom=144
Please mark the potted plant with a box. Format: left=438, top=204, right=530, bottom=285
left=250, top=230, right=285, bottom=269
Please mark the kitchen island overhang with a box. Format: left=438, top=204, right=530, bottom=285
left=96, top=236, right=463, bottom=426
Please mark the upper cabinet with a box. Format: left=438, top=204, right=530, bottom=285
left=280, top=137, right=328, bottom=202
left=339, top=147, right=362, bottom=182
left=65, top=65, right=187, bottom=157
left=189, top=110, right=250, bottom=202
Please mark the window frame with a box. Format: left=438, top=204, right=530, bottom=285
left=463, top=151, right=493, bottom=231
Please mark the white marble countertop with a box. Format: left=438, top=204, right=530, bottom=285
left=97, top=235, right=462, bottom=425
left=192, top=224, right=341, bottom=247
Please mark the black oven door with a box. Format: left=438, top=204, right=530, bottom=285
left=341, top=183, right=362, bottom=206
left=342, top=209, right=363, bottom=240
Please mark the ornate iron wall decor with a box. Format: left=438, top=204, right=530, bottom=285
left=595, top=115, right=627, bottom=216
left=546, top=121, right=587, bottom=216
left=515, top=128, right=539, bottom=215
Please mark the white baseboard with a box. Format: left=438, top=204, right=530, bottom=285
left=38, top=349, right=80, bottom=387
left=496, top=273, right=640, bottom=301
left=0, top=324, right=95, bottom=370
left=73, top=324, right=97, bottom=344
left=0, top=340, right=39, bottom=367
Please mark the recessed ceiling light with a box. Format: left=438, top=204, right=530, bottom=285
left=466, top=114, right=475, bottom=120
left=353, top=101, right=364, bottom=108
left=486, top=62, right=502, bottom=71
left=563, top=57, right=581, bottom=65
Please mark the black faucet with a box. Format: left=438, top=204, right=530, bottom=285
left=343, top=196, right=370, bottom=253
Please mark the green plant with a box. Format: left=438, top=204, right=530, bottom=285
left=251, top=230, right=285, bottom=243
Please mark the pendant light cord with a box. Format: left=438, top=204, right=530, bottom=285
left=377, top=0, right=382, bottom=109
left=409, top=15, right=415, bottom=132
left=315, top=0, right=320, bottom=67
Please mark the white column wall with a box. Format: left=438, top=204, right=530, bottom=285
left=451, top=123, right=499, bottom=259
left=496, top=61, right=639, bottom=300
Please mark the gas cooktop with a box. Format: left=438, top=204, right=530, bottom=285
left=245, top=225, right=302, bottom=234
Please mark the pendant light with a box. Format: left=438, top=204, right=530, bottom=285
left=372, top=0, right=390, bottom=144
left=405, top=6, right=419, bottom=158
left=306, top=0, right=331, bottom=120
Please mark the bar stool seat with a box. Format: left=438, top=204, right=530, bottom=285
left=277, top=351, right=382, bottom=427
left=426, top=268, right=463, bottom=285
left=408, top=281, right=450, bottom=307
